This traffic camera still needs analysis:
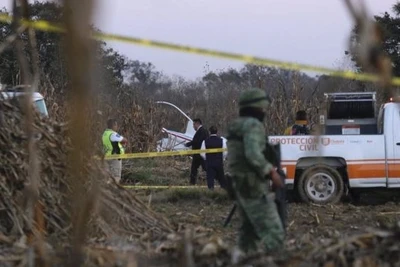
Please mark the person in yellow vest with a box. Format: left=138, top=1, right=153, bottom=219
left=102, top=119, right=128, bottom=184
left=284, top=110, right=310, bottom=135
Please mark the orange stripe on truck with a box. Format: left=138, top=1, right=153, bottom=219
left=388, top=164, right=400, bottom=177
left=283, top=165, right=296, bottom=179
left=347, top=164, right=386, bottom=178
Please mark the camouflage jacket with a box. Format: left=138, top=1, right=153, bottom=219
left=226, top=117, right=274, bottom=199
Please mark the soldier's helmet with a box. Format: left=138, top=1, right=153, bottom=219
left=238, top=88, right=271, bottom=109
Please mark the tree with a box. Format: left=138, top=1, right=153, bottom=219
left=346, top=1, right=400, bottom=76
left=0, top=1, right=130, bottom=93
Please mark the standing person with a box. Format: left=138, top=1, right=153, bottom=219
left=200, top=126, right=227, bottom=190
left=226, top=88, right=284, bottom=254
left=185, top=118, right=209, bottom=184
left=284, top=110, right=310, bottom=135
left=102, top=119, right=128, bottom=184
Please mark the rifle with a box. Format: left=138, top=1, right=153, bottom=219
left=223, top=203, right=236, bottom=227
left=264, top=142, right=287, bottom=231
left=223, top=141, right=287, bottom=230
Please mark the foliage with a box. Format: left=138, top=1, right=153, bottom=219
left=347, top=1, right=400, bottom=77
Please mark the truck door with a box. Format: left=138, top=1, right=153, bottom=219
left=389, top=104, right=400, bottom=187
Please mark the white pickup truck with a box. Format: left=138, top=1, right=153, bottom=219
left=268, top=92, right=399, bottom=204
left=0, top=85, right=48, bottom=117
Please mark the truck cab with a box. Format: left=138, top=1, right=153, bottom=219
left=269, top=92, right=400, bottom=204
left=0, top=85, right=49, bottom=117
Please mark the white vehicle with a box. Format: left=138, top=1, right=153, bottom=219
left=269, top=92, right=400, bottom=204
left=157, top=92, right=400, bottom=205
left=156, top=101, right=227, bottom=152
left=0, top=85, right=48, bottom=117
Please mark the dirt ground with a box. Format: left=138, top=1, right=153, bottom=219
left=155, top=190, right=399, bottom=238
left=150, top=192, right=399, bottom=243
left=130, top=186, right=400, bottom=266
left=120, top=158, right=400, bottom=266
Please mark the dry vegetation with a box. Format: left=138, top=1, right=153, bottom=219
left=0, top=0, right=400, bottom=266
left=1, top=99, right=400, bottom=266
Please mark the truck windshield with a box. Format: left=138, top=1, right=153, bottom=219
left=34, top=99, right=49, bottom=117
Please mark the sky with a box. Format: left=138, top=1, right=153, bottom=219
left=0, top=0, right=397, bottom=80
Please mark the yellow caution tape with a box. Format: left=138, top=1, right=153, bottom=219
left=96, top=148, right=227, bottom=160
left=1, top=13, right=400, bottom=86
left=122, top=185, right=208, bottom=189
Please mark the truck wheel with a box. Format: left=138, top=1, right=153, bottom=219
left=297, top=165, right=344, bottom=204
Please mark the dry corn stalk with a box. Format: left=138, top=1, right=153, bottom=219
left=62, top=0, right=99, bottom=265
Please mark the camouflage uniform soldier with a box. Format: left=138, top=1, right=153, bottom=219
left=226, top=88, right=285, bottom=254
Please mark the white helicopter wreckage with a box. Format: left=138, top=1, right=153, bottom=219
left=155, top=101, right=227, bottom=152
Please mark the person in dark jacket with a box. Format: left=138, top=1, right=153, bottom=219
left=200, top=126, right=227, bottom=190
left=185, top=118, right=209, bottom=184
